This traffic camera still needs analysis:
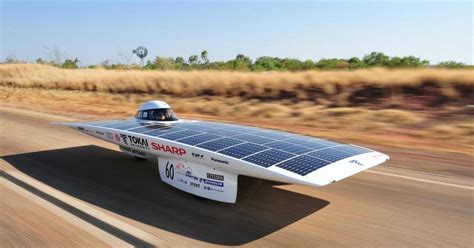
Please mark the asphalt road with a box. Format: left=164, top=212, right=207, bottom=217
left=1, top=107, right=472, bottom=247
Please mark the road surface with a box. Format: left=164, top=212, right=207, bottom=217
left=1, top=107, right=472, bottom=247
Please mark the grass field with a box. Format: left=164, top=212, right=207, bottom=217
left=1, top=64, right=473, bottom=107
left=1, top=64, right=472, bottom=154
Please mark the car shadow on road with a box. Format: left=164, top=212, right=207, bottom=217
left=2, top=145, right=329, bottom=246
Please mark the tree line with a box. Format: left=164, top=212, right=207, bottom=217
left=5, top=51, right=469, bottom=70
left=98, top=51, right=470, bottom=70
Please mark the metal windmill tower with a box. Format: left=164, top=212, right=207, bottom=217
left=132, top=46, right=148, bottom=67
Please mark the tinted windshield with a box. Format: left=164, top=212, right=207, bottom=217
left=136, top=108, right=178, bottom=121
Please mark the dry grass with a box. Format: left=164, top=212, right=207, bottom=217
left=1, top=64, right=473, bottom=108
left=1, top=64, right=472, bottom=153
left=1, top=86, right=472, bottom=154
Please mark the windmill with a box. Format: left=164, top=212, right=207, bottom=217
left=132, top=46, right=148, bottom=67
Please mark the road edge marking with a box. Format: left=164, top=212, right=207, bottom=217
left=2, top=169, right=164, bottom=246
left=0, top=176, right=133, bottom=247
left=366, top=170, right=473, bottom=190
left=0, top=105, right=77, bottom=121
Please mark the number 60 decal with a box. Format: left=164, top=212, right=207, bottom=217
left=165, top=162, right=174, bottom=179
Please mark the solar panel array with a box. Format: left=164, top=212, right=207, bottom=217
left=83, top=119, right=371, bottom=176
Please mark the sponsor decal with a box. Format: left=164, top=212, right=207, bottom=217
left=175, top=163, right=199, bottom=181
left=203, top=186, right=224, bottom=192
left=119, top=146, right=131, bottom=152
left=207, top=173, right=224, bottom=181
left=349, top=159, right=364, bottom=166
left=119, top=134, right=128, bottom=145
left=120, top=134, right=149, bottom=149
left=199, top=178, right=224, bottom=187
left=79, top=127, right=93, bottom=133
left=190, top=182, right=200, bottom=188
left=114, top=133, right=120, bottom=142
left=192, top=152, right=204, bottom=159
left=119, top=146, right=145, bottom=156
left=175, top=163, right=186, bottom=171
left=185, top=168, right=199, bottom=181
left=178, top=178, right=188, bottom=185
left=151, top=142, right=186, bottom=156
left=131, top=149, right=146, bottom=156
left=211, top=157, right=229, bottom=165
left=95, top=131, right=104, bottom=136
left=106, top=132, right=113, bottom=140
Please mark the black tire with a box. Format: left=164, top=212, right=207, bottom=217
left=134, top=156, right=147, bottom=161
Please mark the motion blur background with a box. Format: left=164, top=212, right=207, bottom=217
left=1, top=1, right=473, bottom=247
left=1, top=0, right=472, bottom=156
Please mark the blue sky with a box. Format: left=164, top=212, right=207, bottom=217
left=1, top=0, right=472, bottom=65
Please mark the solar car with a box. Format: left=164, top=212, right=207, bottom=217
left=58, top=100, right=390, bottom=203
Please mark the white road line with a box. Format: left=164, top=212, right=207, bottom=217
left=0, top=106, right=77, bottom=121
left=4, top=169, right=165, bottom=246
left=366, top=170, right=473, bottom=190
left=0, top=177, right=133, bottom=247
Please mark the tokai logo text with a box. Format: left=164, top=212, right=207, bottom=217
left=120, top=134, right=149, bottom=149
